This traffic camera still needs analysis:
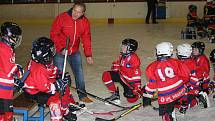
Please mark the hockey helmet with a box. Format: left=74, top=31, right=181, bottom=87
left=210, top=49, right=215, bottom=63
left=177, top=43, right=192, bottom=59
left=188, top=4, right=197, bottom=12
left=1, top=22, right=22, bottom=49
left=156, top=42, right=173, bottom=58
left=121, top=38, right=138, bottom=55
left=191, top=41, right=205, bottom=55
left=31, top=37, right=56, bottom=65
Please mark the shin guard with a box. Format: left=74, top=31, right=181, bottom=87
left=102, top=71, right=116, bottom=92
left=50, top=100, right=63, bottom=121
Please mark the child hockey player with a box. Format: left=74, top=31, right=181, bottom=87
left=204, top=0, right=215, bottom=42
left=181, top=4, right=199, bottom=39
left=23, top=37, right=77, bottom=121
left=187, top=4, right=198, bottom=28
left=191, top=41, right=211, bottom=108
left=0, top=22, right=23, bottom=121
left=102, top=38, right=141, bottom=104
left=142, top=42, right=190, bottom=121
left=186, top=4, right=207, bottom=39
left=191, top=41, right=210, bottom=94
left=209, top=49, right=215, bottom=98
left=176, top=43, right=200, bottom=114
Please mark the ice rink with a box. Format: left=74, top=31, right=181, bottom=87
left=13, top=22, right=215, bottom=121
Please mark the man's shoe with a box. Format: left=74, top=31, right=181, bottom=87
left=80, top=96, right=93, bottom=103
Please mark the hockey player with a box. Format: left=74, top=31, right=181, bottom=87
left=209, top=49, right=215, bottom=98
left=142, top=42, right=190, bottom=121
left=23, top=37, right=77, bottom=121
left=191, top=41, right=210, bottom=94
left=204, top=0, right=215, bottom=42
left=182, top=4, right=199, bottom=39
left=176, top=43, right=199, bottom=114
left=102, top=38, right=141, bottom=104
left=191, top=41, right=211, bottom=108
left=187, top=4, right=198, bottom=28
left=0, top=22, right=23, bottom=121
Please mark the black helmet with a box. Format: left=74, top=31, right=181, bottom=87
left=188, top=4, right=197, bottom=12
left=191, top=41, right=205, bottom=55
left=1, top=22, right=22, bottom=49
left=210, top=49, right=215, bottom=63
left=121, top=38, right=138, bottom=54
left=31, top=37, right=55, bottom=65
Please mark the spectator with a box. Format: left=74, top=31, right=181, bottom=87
left=145, top=0, right=158, bottom=24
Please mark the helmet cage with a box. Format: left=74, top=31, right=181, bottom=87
left=31, top=37, right=56, bottom=65
left=121, top=38, right=138, bottom=55
left=1, top=22, right=22, bottom=49
left=191, top=41, right=205, bottom=55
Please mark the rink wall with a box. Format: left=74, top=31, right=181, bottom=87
left=0, top=1, right=206, bottom=24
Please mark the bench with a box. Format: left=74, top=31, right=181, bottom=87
left=13, top=92, right=49, bottom=121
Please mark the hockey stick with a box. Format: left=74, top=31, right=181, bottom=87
left=69, top=103, right=126, bottom=116
left=58, top=37, right=70, bottom=97
left=95, top=102, right=143, bottom=121
left=95, top=97, right=158, bottom=121
left=62, top=37, right=70, bottom=79
left=71, top=86, right=130, bottom=109
left=119, top=74, right=159, bottom=110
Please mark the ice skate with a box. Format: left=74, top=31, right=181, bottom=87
left=198, top=91, right=210, bottom=108
left=105, top=90, right=120, bottom=105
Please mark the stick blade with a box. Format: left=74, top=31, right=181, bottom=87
left=95, top=117, right=114, bottom=121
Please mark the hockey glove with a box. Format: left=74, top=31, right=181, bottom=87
left=56, top=72, right=72, bottom=86
left=63, top=72, right=72, bottom=87
left=14, top=78, right=24, bottom=91
left=13, top=64, right=24, bottom=79
left=54, top=79, right=68, bottom=96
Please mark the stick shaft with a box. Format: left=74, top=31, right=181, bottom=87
left=62, top=37, right=70, bottom=79
left=71, top=86, right=129, bottom=109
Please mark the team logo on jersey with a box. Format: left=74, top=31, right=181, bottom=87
left=126, top=64, right=131, bottom=68
left=10, top=56, right=15, bottom=64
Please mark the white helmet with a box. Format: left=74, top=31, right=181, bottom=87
left=156, top=42, right=173, bottom=57
left=177, top=43, right=192, bottom=58
left=207, top=0, right=213, bottom=2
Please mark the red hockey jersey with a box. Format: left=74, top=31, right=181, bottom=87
left=180, top=58, right=199, bottom=95
left=0, top=41, right=19, bottom=99
left=145, top=58, right=190, bottom=104
left=24, top=60, right=58, bottom=95
left=112, top=53, right=141, bottom=88
left=193, top=55, right=210, bottom=79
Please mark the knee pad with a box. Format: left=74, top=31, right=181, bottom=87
left=102, top=71, right=116, bottom=92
